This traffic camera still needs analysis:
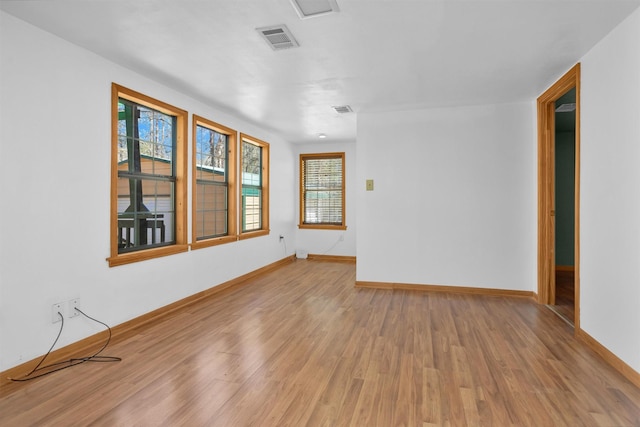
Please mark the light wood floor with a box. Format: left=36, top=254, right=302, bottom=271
left=553, top=270, right=575, bottom=325
left=1, top=260, right=639, bottom=426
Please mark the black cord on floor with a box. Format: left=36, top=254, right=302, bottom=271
left=9, top=307, right=121, bottom=382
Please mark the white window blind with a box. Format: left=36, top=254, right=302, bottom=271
left=302, top=155, right=344, bottom=225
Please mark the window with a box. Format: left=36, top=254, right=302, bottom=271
left=192, top=116, right=237, bottom=248
left=299, top=152, right=346, bottom=230
left=109, top=84, right=187, bottom=267
left=239, top=133, right=269, bottom=238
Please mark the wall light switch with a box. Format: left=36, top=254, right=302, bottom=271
left=366, top=179, right=374, bottom=191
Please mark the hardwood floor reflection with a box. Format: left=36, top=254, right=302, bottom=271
left=554, top=269, right=575, bottom=325
left=1, top=261, right=638, bottom=426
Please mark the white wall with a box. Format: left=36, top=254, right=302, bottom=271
left=356, top=102, right=537, bottom=290
left=0, top=12, right=296, bottom=372
left=580, top=8, right=640, bottom=373
left=294, top=141, right=357, bottom=257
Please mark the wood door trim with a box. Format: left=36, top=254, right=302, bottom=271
left=537, top=63, right=581, bottom=333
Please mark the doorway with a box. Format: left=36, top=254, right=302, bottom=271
left=537, top=64, right=581, bottom=332
left=554, top=87, right=576, bottom=324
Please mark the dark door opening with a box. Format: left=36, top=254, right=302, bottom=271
left=553, top=87, right=576, bottom=325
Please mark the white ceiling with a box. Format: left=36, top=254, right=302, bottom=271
left=2, top=0, right=639, bottom=144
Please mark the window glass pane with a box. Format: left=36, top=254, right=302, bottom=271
left=242, top=142, right=261, bottom=178
left=243, top=190, right=262, bottom=232
left=195, top=125, right=227, bottom=182
left=196, top=182, right=228, bottom=240
left=242, top=141, right=262, bottom=232
left=116, top=177, right=175, bottom=251
left=304, top=190, right=343, bottom=224
left=116, top=98, right=176, bottom=253
left=195, top=123, right=230, bottom=241
left=118, top=100, right=174, bottom=164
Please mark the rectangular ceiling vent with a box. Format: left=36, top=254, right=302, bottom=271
left=332, top=105, right=353, bottom=114
left=290, top=0, right=340, bottom=19
left=555, top=103, right=576, bottom=113
left=256, top=25, right=299, bottom=51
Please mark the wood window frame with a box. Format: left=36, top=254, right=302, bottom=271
left=299, top=152, right=347, bottom=230
left=108, top=83, right=188, bottom=267
left=191, top=115, right=237, bottom=249
left=239, top=133, right=270, bottom=240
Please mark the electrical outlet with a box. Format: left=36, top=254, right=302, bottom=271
left=279, top=235, right=284, bottom=241
left=52, top=302, right=65, bottom=323
left=339, top=234, right=344, bottom=242
left=69, top=298, right=80, bottom=318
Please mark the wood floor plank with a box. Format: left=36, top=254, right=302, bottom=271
left=1, top=260, right=639, bottom=426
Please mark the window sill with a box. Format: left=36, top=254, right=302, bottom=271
left=190, top=235, right=238, bottom=250
left=238, top=229, right=270, bottom=240
left=298, top=224, right=347, bottom=231
left=107, top=244, right=189, bottom=267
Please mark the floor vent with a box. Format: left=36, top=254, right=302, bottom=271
left=256, top=25, right=300, bottom=51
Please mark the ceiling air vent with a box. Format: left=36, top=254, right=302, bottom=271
left=555, top=103, right=576, bottom=113
left=256, top=25, right=299, bottom=51
left=290, top=0, right=340, bottom=19
left=332, top=105, right=353, bottom=114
